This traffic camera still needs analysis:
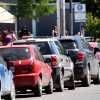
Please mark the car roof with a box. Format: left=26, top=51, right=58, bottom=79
left=84, top=36, right=94, bottom=42
left=13, top=37, right=58, bottom=44
left=58, top=35, right=82, bottom=41
left=0, top=44, right=35, bottom=49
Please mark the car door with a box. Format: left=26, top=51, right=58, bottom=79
left=34, top=47, right=51, bottom=86
left=54, top=40, right=73, bottom=79
left=1, top=66, right=13, bottom=93
left=81, top=38, right=99, bottom=76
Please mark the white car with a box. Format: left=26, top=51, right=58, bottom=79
left=0, top=56, right=15, bottom=100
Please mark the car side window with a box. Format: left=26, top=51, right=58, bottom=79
left=81, top=38, right=89, bottom=49
left=37, top=42, right=52, bottom=55
left=33, top=46, right=44, bottom=62
left=54, top=41, right=65, bottom=54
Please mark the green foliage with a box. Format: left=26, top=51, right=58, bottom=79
left=82, top=0, right=100, bottom=18
left=17, top=0, right=55, bottom=20
left=84, top=13, right=100, bottom=39
left=82, top=0, right=100, bottom=39
left=80, top=0, right=86, bottom=3
left=17, top=0, right=33, bottom=19
left=33, top=0, right=56, bottom=20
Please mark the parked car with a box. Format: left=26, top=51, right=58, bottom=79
left=88, top=42, right=100, bottom=60
left=0, top=56, right=15, bottom=100
left=13, top=37, right=75, bottom=90
left=0, top=44, right=53, bottom=96
left=84, top=36, right=94, bottom=42
left=58, top=36, right=100, bottom=86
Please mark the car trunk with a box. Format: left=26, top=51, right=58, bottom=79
left=11, top=59, right=33, bottom=75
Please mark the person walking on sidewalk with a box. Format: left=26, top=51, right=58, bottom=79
left=1, top=29, right=16, bottom=45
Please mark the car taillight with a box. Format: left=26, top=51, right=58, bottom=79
left=76, top=51, right=85, bottom=62
left=51, top=56, right=58, bottom=66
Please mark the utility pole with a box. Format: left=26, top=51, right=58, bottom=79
left=61, top=0, right=66, bottom=36
left=69, top=0, right=73, bottom=35
left=57, top=0, right=66, bottom=37
left=57, top=0, right=60, bottom=37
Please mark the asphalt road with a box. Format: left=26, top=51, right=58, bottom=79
left=16, top=83, right=100, bottom=100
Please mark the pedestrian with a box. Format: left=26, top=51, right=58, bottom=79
left=1, top=29, right=16, bottom=45
left=18, top=26, right=31, bottom=39
left=52, top=25, right=59, bottom=37
left=7, top=29, right=17, bottom=41
left=0, top=30, right=8, bottom=45
left=75, top=31, right=84, bottom=37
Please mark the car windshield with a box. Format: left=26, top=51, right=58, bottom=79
left=35, top=42, right=52, bottom=55
left=0, top=47, right=30, bottom=60
left=60, top=40, right=78, bottom=49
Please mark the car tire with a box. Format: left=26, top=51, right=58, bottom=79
left=33, top=77, right=42, bottom=97
left=93, top=67, right=100, bottom=84
left=68, top=74, right=75, bottom=90
left=45, top=77, right=53, bottom=94
left=56, top=71, right=64, bottom=92
left=4, top=81, right=15, bottom=100
left=82, top=67, right=91, bottom=87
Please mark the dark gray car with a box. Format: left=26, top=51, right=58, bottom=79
left=59, top=36, right=100, bottom=86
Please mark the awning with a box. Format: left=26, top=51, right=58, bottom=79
left=0, top=7, right=16, bottom=23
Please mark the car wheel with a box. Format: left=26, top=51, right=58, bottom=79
left=4, top=81, right=15, bottom=100
left=56, top=71, right=64, bottom=92
left=45, top=77, right=53, bottom=94
left=93, top=67, right=100, bottom=84
left=68, top=74, right=75, bottom=90
left=33, top=77, right=42, bottom=97
left=82, top=67, right=91, bottom=87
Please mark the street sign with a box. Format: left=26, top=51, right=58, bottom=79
left=74, top=4, right=86, bottom=22
left=74, top=4, right=86, bottom=13
left=74, top=12, right=86, bottom=22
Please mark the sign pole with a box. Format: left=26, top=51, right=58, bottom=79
left=57, top=0, right=66, bottom=37
left=69, top=0, right=73, bottom=35
left=57, top=0, right=61, bottom=37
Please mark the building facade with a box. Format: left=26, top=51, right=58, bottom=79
left=0, top=0, right=85, bottom=36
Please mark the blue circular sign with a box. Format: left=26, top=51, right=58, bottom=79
left=77, top=5, right=83, bottom=11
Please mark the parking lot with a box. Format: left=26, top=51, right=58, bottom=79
left=0, top=36, right=100, bottom=100
left=16, top=83, right=100, bottom=100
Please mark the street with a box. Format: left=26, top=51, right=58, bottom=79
left=16, top=83, right=100, bottom=100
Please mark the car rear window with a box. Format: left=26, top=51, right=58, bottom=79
left=35, top=42, right=52, bottom=55
left=59, top=40, right=78, bottom=49
left=0, top=47, right=30, bottom=60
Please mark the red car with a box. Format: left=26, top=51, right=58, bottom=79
left=0, top=45, right=53, bottom=96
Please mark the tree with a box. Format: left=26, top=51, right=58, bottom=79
left=17, top=0, right=55, bottom=20
left=80, top=0, right=100, bottom=18
left=84, top=13, right=100, bottom=39
left=80, top=0, right=100, bottom=39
